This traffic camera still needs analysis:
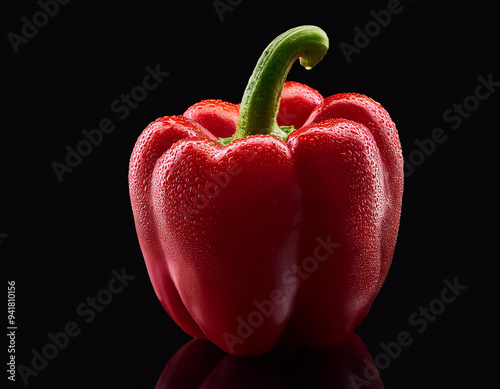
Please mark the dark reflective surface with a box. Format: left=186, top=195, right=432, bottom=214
left=157, top=333, right=384, bottom=389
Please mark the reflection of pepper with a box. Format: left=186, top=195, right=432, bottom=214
left=156, top=333, right=384, bottom=389
left=129, top=26, right=403, bottom=356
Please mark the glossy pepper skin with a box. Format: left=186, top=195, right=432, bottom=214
left=129, top=26, right=403, bottom=356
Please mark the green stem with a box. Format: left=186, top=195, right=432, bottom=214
left=223, top=25, right=329, bottom=144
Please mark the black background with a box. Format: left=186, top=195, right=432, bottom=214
left=1, top=0, right=499, bottom=387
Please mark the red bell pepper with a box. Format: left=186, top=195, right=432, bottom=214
left=129, top=26, right=403, bottom=356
